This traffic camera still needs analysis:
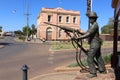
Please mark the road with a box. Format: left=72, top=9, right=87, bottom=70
left=0, top=37, right=119, bottom=80
left=0, top=37, right=75, bottom=80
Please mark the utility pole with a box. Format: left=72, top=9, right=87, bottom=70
left=86, top=0, right=92, bottom=15
left=86, top=0, right=92, bottom=29
left=24, top=4, right=31, bottom=40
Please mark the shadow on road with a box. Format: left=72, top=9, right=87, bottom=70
left=0, top=42, right=14, bottom=46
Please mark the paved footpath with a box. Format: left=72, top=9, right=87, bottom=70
left=30, top=66, right=115, bottom=80
left=30, top=72, right=77, bottom=80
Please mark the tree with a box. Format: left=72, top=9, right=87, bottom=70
left=101, top=18, right=114, bottom=34
left=108, top=18, right=114, bottom=25
left=101, top=24, right=113, bottom=34
left=31, top=24, right=37, bottom=35
left=101, top=18, right=120, bottom=34
left=31, top=24, right=37, bottom=39
left=22, top=26, right=31, bottom=37
left=14, top=30, right=23, bottom=36
left=0, top=26, right=2, bottom=32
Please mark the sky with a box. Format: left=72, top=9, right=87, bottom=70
left=0, top=0, right=114, bottom=32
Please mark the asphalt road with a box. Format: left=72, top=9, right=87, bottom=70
left=0, top=37, right=75, bottom=80
left=0, top=37, right=119, bottom=80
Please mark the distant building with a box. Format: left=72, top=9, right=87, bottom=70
left=100, top=29, right=120, bottom=41
left=110, top=29, right=120, bottom=40
left=37, top=7, right=81, bottom=41
left=0, top=27, right=5, bottom=37
left=100, top=34, right=113, bottom=41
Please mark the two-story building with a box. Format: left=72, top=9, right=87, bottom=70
left=37, top=7, right=81, bottom=41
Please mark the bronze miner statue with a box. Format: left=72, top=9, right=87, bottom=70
left=72, top=11, right=107, bottom=78
left=44, top=11, right=107, bottom=78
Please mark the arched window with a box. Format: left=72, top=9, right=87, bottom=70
left=59, top=29, right=62, bottom=37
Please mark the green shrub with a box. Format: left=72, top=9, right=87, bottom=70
left=68, top=63, right=79, bottom=67
left=103, top=54, right=112, bottom=64
left=68, top=58, right=88, bottom=67
left=0, top=36, right=4, bottom=39
left=68, top=54, right=111, bottom=67
left=18, top=36, right=26, bottom=41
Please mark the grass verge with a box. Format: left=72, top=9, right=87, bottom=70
left=51, top=41, right=118, bottom=51
left=68, top=54, right=112, bottom=67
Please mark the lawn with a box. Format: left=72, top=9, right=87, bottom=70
left=51, top=41, right=120, bottom=68
left=51, top=41, right=119, bottom=51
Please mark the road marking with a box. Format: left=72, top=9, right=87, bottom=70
left=48, top=51, right=55, bottom=64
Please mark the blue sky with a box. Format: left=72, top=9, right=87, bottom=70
left=0, top=0, right=114, bottom=32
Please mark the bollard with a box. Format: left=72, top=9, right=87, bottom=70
left=21, top=64, right=29, bottom=80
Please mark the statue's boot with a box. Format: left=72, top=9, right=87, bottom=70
left=99, top=70, right=107, bottom=74
left=86, top=73, right=97, bottom=78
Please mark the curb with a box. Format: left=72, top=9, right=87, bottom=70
left=30, top=64, right=114, bottom=80
left=54, top=66, right=80, bottom=72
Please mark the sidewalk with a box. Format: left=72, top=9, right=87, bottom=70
left=30, top=72, right=77, bottom=80
left=30, top=65, right=115, bottom=80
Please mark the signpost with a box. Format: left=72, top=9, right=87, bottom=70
left=111, top=0, right=120, bottom=80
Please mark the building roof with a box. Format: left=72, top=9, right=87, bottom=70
left=37, top=7, right=80, bottom=19
left=41, top=7, right=80, bottom=15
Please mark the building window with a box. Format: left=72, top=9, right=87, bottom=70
left=48, top=15, right=51, bottom=22
left=58, top=16, right=62, bottom=23
left=66, top=16, right=70, bottom=23
left=59, top=29, right=62, bottom=37
left=73, top=17, right=76, bottom=23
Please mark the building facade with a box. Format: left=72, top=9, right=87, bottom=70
left=37, top=7, right=80, bottom=41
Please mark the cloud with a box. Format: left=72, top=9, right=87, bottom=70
left=12, top=10, right=16, bottom=14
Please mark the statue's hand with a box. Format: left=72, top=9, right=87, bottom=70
left=71, top=36, right=77, bottom=40
left=86, top=49, right=89, bottom=52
